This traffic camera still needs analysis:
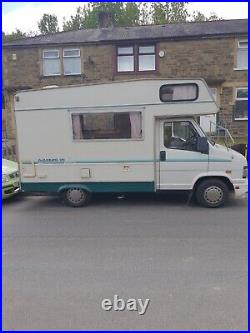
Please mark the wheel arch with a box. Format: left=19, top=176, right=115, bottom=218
left=58, top=184, right=92, bottom=193
left=193, top=176, right=234, bottom=193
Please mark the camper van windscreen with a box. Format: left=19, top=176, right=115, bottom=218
left=160, top=83, right=198, bottom=102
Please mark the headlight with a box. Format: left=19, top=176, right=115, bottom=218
left=243, top=166, right=248, bottom=178
left=2, top=174, right=10, bottom=184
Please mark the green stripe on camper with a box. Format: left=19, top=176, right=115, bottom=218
left=35, top=159, right=156, bottom=164
left=164, top=158, right=231, bottom=162
left=32, top=158, right=231, bottom=164
left=21, top=182, right=155, bottom=193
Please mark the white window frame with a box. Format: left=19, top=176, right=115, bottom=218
left=234, top=38, right=248, bottom=71
left=234, top=87, right=248, bottom=120
left=43, top=49, right=60, bottom=59
left=42, top=49, right=61, bottom=76
left=63, top=48, right=81, bottom=58
left=63, top=48, right=81, bottom=75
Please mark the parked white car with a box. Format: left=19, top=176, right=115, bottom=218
left=2, top=159, right=20, bottom=199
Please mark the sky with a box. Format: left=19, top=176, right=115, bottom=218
left=2, top=1, right=248, bottom=34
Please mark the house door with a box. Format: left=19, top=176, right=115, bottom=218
left=158, top=119, right=209, bottom=190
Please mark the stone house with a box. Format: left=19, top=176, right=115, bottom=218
left=2, top=17, right=248, bottom=158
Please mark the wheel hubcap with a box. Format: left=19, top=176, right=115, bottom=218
left=67, top=188, right=85, bottom=204
left=204, top=186, right=223, bottom=204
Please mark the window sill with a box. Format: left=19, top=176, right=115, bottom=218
left=40, top=74, right=85, bottom=78
left=64, top=73, right=82, bottom=76
left=233, top=68, right=248, bottom=71
left=234, top=118, right=248, bottom=121
left=115, top=70, right=159, bottom=75
left=41, top=74, right=61, bottom=77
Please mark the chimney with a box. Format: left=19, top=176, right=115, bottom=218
left=97, top=11, right=114, bottom=28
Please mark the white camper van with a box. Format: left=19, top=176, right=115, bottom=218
left=14, top=79, right=247, bottom=208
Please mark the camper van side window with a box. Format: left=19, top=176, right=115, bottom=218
left=72, top=112, right=142, bottom=140
left=160, top=84, right=198, bottom=102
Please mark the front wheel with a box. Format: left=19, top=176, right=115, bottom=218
left=62, top=188, right=91, bottom=207
left=195, top=179, right=229, bottom=208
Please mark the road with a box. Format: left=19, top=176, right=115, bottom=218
left=3, top=193, right=248, bottom=330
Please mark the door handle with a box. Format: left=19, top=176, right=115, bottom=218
left=160, top=151, right=166, bottom=161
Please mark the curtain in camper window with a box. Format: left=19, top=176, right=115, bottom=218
left=173, top=85, right=197, bottom=100
left=72, top=114, right=82, bottom=139
left=160, top=84, right=198, bottom=102
left=71, top=112, right=142, bottom=140
left=129, top=112, right=142, bottom=139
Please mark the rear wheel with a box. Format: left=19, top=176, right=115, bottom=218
left=62, top=188, right=91, bottom=207
left=195, top=179, right=229, bottom=208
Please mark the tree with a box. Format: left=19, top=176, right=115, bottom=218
left=191, top=11, right=206, bottom=22
left=151, top=2, right=190, bottom=25
left=192, top=11, right=222, bottom=22
left=62, top=2, right=222, bottom=31
left=139, top=2, right=151, bottom=25
left=63, top=7, right=84, bottom=31
left=206, top=12, right=222, bottom=21
left=63, top=2, right=148, bottom=30
left=38, top=14, right=59, bottom=34
left=2, top=29, right=26, bottom=42
left=119, top=2, right=141, bottom=27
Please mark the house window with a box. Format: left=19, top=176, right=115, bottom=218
left=72, top=112, right=142, bottom=140
left=42, top=49, right=61, bottom=76
left=234, top=87, right=248, bottom=120
left=160, top=84, right=198, bottom=102
left=116, top=45, right=156, bottom=73
left=63, top=48, right=81, bottom=75
left=236, top=39, right=248, bottom=70
left=138, top=45, right=156, bottom=71
left=117, top=47, right=135, bottom=72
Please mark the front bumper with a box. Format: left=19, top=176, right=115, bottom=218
left=2, top=181, right=20, bottom=199
left=233, top=179, right=248, bottom=199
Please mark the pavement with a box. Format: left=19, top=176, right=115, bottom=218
left=2, top=192, right=248, bottom=330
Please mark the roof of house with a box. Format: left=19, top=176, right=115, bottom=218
left=3, top=19, right=248, bottom=48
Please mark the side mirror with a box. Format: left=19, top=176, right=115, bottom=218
left=197, top=137, right=209, bottom=154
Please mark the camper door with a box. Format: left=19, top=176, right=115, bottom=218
left=157, top=119, right=208, bottom=190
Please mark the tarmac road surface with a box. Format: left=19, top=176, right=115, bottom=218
left=3, top=192, right=248, bottom=330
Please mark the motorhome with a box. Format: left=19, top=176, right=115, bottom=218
left=14, top=79, right=247, bottom=208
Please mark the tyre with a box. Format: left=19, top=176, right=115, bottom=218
left=195, top=178, right=229, bottom=208
left=62, top=188, right=91, bottom=207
